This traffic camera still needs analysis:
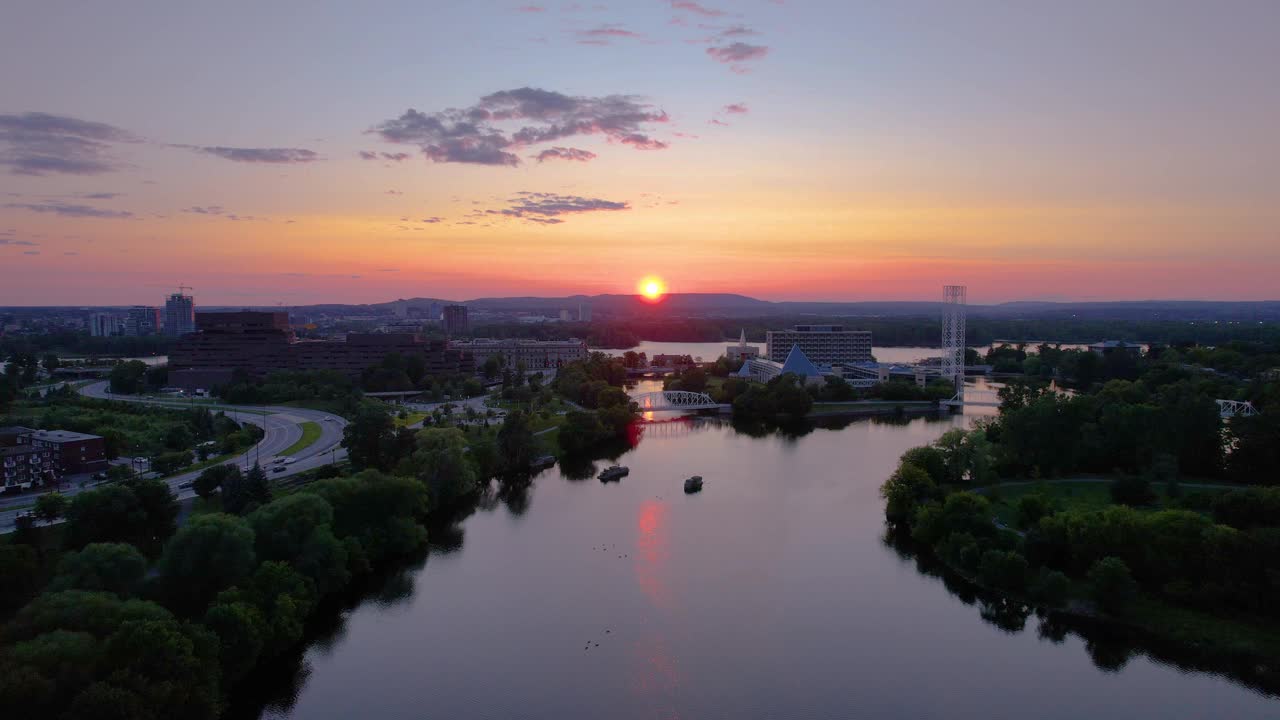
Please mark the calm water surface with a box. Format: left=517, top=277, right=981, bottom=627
left=260, top=383, right=1275, bottom=719
left=601, top=341, right=1092, bottom=365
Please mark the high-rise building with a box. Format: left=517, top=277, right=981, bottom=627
left=89, top=312, right=124, bottom=337
left=578, top=303, right=592, bottom=322
left=124, top=306, right=161, bottom=336
left=443, top=304, right=469, bottom=335
left=765, top=325, right=872, bottom=366
left=164, top=291, right=196, bottom=337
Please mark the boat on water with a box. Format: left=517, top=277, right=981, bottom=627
left=530, top=455, right=556, bottom=470
left=684, top=475, right=703, bottom=493
left=598, top=465, right=629, bottom=482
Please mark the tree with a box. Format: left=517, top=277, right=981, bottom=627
left=1089, top=556, right=1138, bottom=615
left=50, top=543, right=148, bottom=598
left=1015, top=493, right=1054, bottom=530
left=405, top=428, right=477, bottom=505
left=193, top=464, right=238, bottom=500
left=558, top=410, right=607, bottom=455
left=223, top=463, right=271, bottom=515
left=0, top=543, right=40, bottom=613
left=157, top=513, right=257, bottom=611
left=98, top=619, right=222, bottom=719
left=341, top=402, right=397, bottom=471
left=203, top=600, right=267, bottom=687
left=879, top=462, right=937, bottom=524
left=1030, top=568, right=1071, bottom=608
left=307, top=471, right=429, bottom=564
left=34, top=492, right=69, bottom=525
left=107, top=361, right=148, bottom=395
left=151, top=450, right=193, bottom=476
left=900, top=446, right=947, bottom=485
left=248, top=494, right=349, bottom=595
left=42, top=353, right=61, bottom=373
left=63, top=479, right=178, bottom=557
left=978, top=549, right=1028, bottom=592
left=497, top=411, right=536, bottom=473
left=1110, top=475, right=1156, bottom=507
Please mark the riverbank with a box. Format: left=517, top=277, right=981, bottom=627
left=808, top=400, right=939, bottom=418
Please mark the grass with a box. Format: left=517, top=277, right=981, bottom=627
left=393, top=412, right=428, bottom=428
left=280, top=422, right=323, bottom=456
left=985, top=479, right=1231, bottom=527
left=160, top=451, right=238, bottom=480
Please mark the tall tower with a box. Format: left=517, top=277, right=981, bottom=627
left=941, top=285, right=967, bottom=395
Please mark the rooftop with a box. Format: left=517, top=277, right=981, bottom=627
left=26, top=429, right=103, bottom=443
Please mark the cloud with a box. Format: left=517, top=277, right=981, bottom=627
left=619, top=134, right=668, bottom=150
left=371, top=87, right=669, bottom=166
left=719, top=25, right=758, bottom=37
left=576, top=25, right=642, bottom=44
left=78, top=192, right=123, bottom=199
left=181, top=146, right=320, bottom=163
left=516, top=4, right=544, bottom=11
left=707, top=42, right=769, bottom=64
left=723, top=103, right=749, bottom=114
left=534, top=146, right=598, bottom=163
left=672, top=1, right=725, bottom=16
left=0, top=112, right=138, bottom=176
left=0, top=239, right=38, bottom=246
left=386, top=189, right=403, bottom=195
left=6, top=201, right=134, bottom=219
left=421, top=217, right=444, bottom=223
left=359, top=150, right=411, bottom=162
left=482, top=192, right=629, bottom=224
left=23, top=251, right=39, bottom=255
left=376, top=268, right=399, bottom=272
left=182, top=205, right=257, bottom=221
left=708, top=118, right=729, bottom=126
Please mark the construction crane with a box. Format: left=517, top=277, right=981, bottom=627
left=177, top=284, right=193, bottom=296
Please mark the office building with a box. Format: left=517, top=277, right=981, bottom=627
left=23, top=429, right=109, bottom=475
left=164, top=291, right=196, bottom=337
left=125, top=306, right=162, bottom=336
left=89, top=312, right=125, bottom=337
left=443, top=304, right=469, bottom=335
left=449, top=338, right=588, bottom=372
left=578, top=303, right=592, bottom=322
left=765, top=325, right=872, bottom=366
left=169, top=311, right=470, bottom=390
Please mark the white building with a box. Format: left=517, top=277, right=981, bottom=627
left=765, top=325, right=872, bottom=366
left=450, top=338, right=589, bottom=372
left=736, top=344, right=825, bottom=386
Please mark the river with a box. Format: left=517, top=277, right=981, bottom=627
left=600, top=341, right=1092, bottom=364
left=245, top=378, right=1275, bottom=719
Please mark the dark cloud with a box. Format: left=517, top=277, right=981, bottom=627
left=0, top=239, right=38, bottom=246
left=181, top=146, right=319, bottom=163
left=534, top=147, right=598, bottom=163
left=619, top=134, right=668, bottom=150
left=516, top=4, right=544, bottom=11
left=672, top=0, right=725, bottom=16
left=6, top=201, right=134, bottom=219
left=723, top=103, right=749, bottom=114
left=79, top=192, right=123, bottom=199
left=719, top=25, right=759, bottom=37
left=358, top=150, right=378, bottom=160
left=371, top=87, right=669, bottom=166
left=482, top=192, right=628, bottom=223
left=707, top=42, right=769, bottom=64
left=0, top=112, right=138, bottom=176
left=421, top=217, right=444, bottom=223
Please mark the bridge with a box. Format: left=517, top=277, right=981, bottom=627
left=1217, top=399, right=1259, bottom=419
left=941, top=386, right=1002, bottom=408
left=632, top=390, right=724, bottom=412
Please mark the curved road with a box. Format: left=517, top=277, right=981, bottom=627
left=0, top=382, right=348, bottom=532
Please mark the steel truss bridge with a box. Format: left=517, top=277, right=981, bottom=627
left=1217, top=400, right=1259, bottom=419
left=633, top=390, right=724, bottom=412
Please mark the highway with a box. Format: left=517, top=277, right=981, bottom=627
left=0, top=381, right=348, bottom=532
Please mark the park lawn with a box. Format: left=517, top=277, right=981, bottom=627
left=280, top=422, right=323, bottom=456
left=986, top=479, right=1229, bottom=527
left=394, top=412, right=429, bottom=428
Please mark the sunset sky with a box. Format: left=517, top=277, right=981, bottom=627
left=2, top=1, right=1278, bottom=306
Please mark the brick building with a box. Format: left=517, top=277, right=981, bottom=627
left=1, top=444, right=57, bottom=490
left=23, top=429, right=109, bottom=475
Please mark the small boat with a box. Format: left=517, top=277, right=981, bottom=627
left=598, top=465, right=629, bottom=482
left=684, top=475, right=703, bottom=493
left=530, top=455, right=556, bottom=470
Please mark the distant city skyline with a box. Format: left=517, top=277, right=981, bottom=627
left=2, top=1, right=1278, bottom=305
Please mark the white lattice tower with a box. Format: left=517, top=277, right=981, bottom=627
left=941, top=285, right=967, bottom=395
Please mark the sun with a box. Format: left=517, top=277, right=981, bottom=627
left=638, top=276, right=666, bottom=301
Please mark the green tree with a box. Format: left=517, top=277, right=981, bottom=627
left=248, top=494, right=349, bottom=595
left=0, top=543, right=41, bottom=613
left=34, top=492, right=69, bottom=525
left=151, top=450, right=193, bottom=476
left=157, top=513, right=257, bottom=611
left=341, top=401, right=397, bottom=471
left=203, top=600, right=267, bottom=687
left=50, top=543, right=148, bottom=598
left=1089, top=556, right=1138, bottom=615
left=1110, top=475, right=1156, bottom=507
left=107, top=361, right=148, bottom=395
left=406, top=427, right=477, bottom=505
left=193, top=463, right=238, bottom=500
left=497, top=411, right=536, bottom=473
left=63, top=479, right=178, bottom=557
left=307, top=470, right=429, bottom=564
left=879, top=461, right=937, bottom=524
left=223, top=463, right=271, bottom=515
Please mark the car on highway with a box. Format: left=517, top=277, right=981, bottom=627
left=272, top=466, right=286, bottom=473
